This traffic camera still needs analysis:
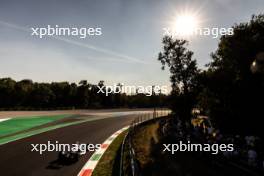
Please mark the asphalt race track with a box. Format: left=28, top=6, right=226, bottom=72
left=0, top=112, right=140, bottom=176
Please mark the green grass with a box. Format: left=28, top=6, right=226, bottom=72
left=92, top=130, right=127, bottom=176
left=0, top=114, right=70, bottom=137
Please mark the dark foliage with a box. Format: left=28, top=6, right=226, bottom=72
left=158, top=14, right=264, bottom=137
left=0, top=78, right=168, bottom=110
left=158, top=36, right=199, bottom=120
left=197, top=14, right=264, bottom=136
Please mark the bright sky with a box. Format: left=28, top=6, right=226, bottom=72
left=0, top=0, right=263, bottom=86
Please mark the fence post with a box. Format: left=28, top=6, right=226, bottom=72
left=121, top=109, right=169, bottom=176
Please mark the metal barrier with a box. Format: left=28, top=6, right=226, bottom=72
left=119, top=108, right=170, bottom=176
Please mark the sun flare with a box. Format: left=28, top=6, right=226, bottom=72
left=173, top=14, right=198, bottom=37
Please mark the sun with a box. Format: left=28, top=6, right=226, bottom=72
left=173, top=14, right=198, bottom=37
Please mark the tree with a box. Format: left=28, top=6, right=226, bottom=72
left=199, top=14, right=264, bottom=136
left=30, top=83, right=54, bottom=108
left=158, top=36, right=198, bottom=94
left=0, top=78, right=168, bottom=110
left=76, top=80, right=90, bottom=108
left=158, top=36, right=198, bottom=120
left=0, top=78, right=16, bottom=108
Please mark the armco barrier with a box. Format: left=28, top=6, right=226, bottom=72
left=119, top=108, right=170, bottom=176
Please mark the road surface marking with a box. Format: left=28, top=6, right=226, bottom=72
left=0, top=118, right=10, bottom=123
left=78, top=126, right=129, bottom=176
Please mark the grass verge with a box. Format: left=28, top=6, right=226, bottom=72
left=132, top=121, right=160, bottom=166
left=92, top=130, right=127, bottom=176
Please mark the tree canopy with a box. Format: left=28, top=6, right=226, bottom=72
left=198, top=14, right=264, bottom=136
left=158, top=36, right=198, bottom=120
left=0, top=78, right=167, bottom=110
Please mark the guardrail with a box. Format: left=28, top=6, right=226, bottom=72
left=119, top=108, right=170, bottom=176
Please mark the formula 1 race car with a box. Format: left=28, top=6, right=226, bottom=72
left=58, top=149, right=81, bottom=164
